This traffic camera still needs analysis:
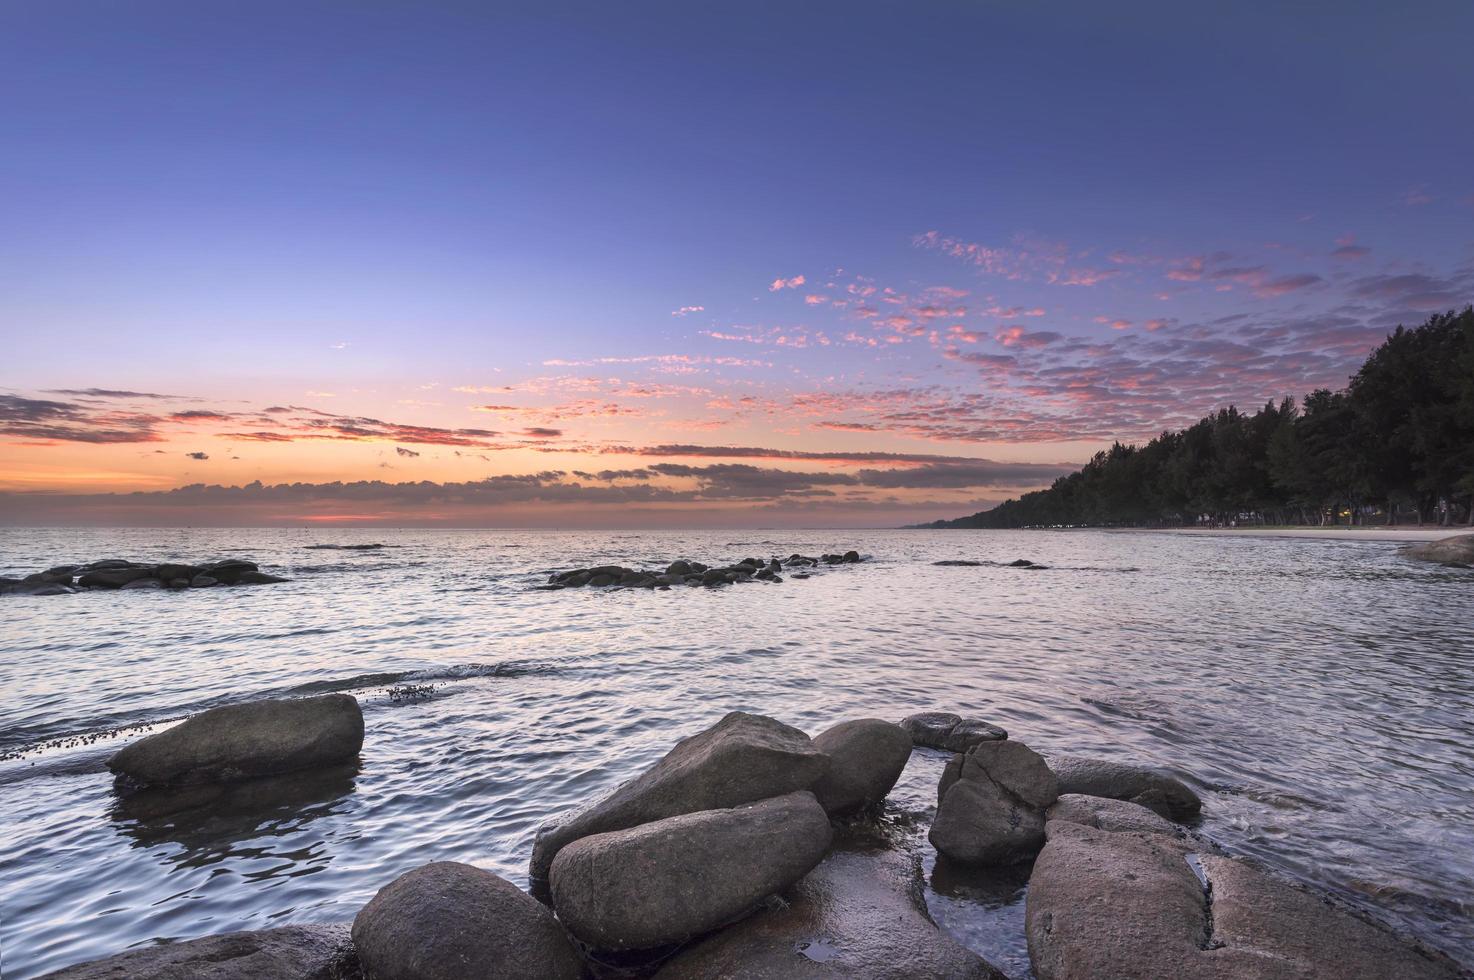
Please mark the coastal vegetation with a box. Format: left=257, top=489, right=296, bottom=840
left=926, top=308, right=1474, bottom=529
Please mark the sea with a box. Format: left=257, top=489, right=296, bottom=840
left=1, top=527, right=1471, bottom=977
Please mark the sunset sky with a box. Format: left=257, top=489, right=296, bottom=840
left=4, top=1, right=1472, bottom=526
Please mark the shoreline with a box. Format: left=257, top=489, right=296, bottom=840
left=1094, top=526, right=1468, bottom=542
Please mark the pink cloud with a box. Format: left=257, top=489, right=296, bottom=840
left=769, top=274, right=806, bottom=291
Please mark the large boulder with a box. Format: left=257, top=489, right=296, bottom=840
left=1401, top=533, right=1474, bottom=565
left=77, top=566, right=152, bottom=588
left=930, top=740, right=1058, bottom=865
left=1046, top=793, right=1182, bottom=837
left=109, top=694, right=364, bottom=787
left=529, top=711, right=827, bottom=895
left=1026, top=821, right=1462, bottom=980
left=809, top=718, right=913, bottom=815
left=654, top=833, right=1005, bottom=979
left=550, top=791, right=832, bottom=950
left=1046, top=753, right=1201, bottom=821
left=352, top=862, right=582, bottom=980
left=39, top=924, right=358, bottom=979
left=900, top=711, right=1007, bottom=751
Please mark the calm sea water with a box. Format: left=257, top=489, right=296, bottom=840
left=1, top=528, right=1471, bottom=978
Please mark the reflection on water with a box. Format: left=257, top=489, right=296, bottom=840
left=1, top=527, right=1471, bottom=977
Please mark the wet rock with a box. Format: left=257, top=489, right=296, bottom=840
left=931, top=740, right=1058, bottom=865
left=121, top=578, right=164, bottom=590
left=809, top=718, right=912, bottom=815
left=202, top=559, right=261, bottom=584
left=900, top=710, right=1008, bottom=752
left=154, top=563, right=201, bottom=581
left=588, top=573, right=616, bottom=587
left=1026, top=821, right=1463, bottom=980
left=109, top=693, right=364, bottom=787
left=843, top=550, right=860, bottom=562
left=354, top=861, right=582, bottom=980
left=654, top=831, right=1005, bottom=979
left=667, top=560, right=693, bottom=576
left=1401, top=533, right=1474, bottom=565
left=933, top=559, right=984, bottom=566
left=552, top=792, right=831, bottom=951
left=190, top=574, right=218, bottom=588
left=529, top=711, right=828, bottom=896
left=1046, top=753, right=1201, bottom=820
left=235, top=570, right=290, bottom=585
left=1046, top=793, right=1181, bottom=836
left=39, top=923, right=358, bottom=980
left=77, top=566, right=152, bottom=588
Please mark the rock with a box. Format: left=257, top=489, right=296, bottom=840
left=1046, top=753, right=1201, bottom=820
left=121, top=578, right=164, bottom=590
left=550, top=792, right=832, bottom=950
left=930, top=740, right=1058, bottom=864
left=933, top=560, right=984, bottom=566
left=352, top=862, right=582, bottom=980
left=900, top=711, right=1008, bottom=752
left=78, top=567, right=152, bottom=588
left=654, top=832, right=1005, bottom=979
left=587, top=573, right=615, bottom=587
left=529, top=711, right=828, bottom=896
left=6, top=582, right=78, bottom=596
left=154, top=563, right=201, bottom=581
left=236, top=570, right=290, bottom=585
left=1025, top=821, right=1463, bottom=980
left=843, top=550, right=860, bottom=562
left=190, top=574, right=218, bottom=588
left=667, top=560, right=692, bottom=575
left=1046, top=793, right=1181, bottom=836
left=202, top=559, right=261, bottom=584
left=809, top=719, right=912, bottom=815
left=1401, top=533, right=1474, bottom=565
left=109, top=694, right=364, bottom=787
left=39, top=923, right=358, bottom=979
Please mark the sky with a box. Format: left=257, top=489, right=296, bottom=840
left=2, top=0, right=1472, bottom=527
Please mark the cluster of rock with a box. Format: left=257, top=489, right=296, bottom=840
left=932, top=558, right=1048, bottom=569
left=46, top=699, right=1467, bottom=980
left=543, top=551, right=863, bottom=590
left=1, top=558, right=289, bottom=597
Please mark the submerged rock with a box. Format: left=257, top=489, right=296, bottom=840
left=109, top=694, right=364, bottom=788
left=1401, top=533, right=1474, bottom=565
left=353, top=862, right=582, bottom=980
left=529, top=711, right=828, bottom=897
left=654, top=831, right=1005, bottom=979
left=809, top=718, right=913, bottom=815
left=1046, top=753, right=1201, bottom=820
left=931, top=740, right=1059, bottom=865
left=551, top=792, right=832, bottom=950
left=1026, top=821, right=1463, bottom=980
left=39, top=923, right=358, bottom=980
left=900, top=710, right=1008, bottom=752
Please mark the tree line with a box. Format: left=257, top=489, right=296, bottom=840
left=927, top=307, right=1474, bottom=529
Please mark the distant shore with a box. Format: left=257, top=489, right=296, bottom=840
left=1098, top=526, right=1468, bottom=543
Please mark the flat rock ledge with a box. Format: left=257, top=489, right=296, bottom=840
left=540, top=551, right=864, bottom=590
left=109, top=694, right=365, bottom=789
left=38, top=923, right=359, bottom=980
left=1, top=558, right=288, bottom=596
left=1027, top=820, right=1464, bottom=980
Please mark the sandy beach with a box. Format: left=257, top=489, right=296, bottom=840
left=1120, top=526, right=1471, bottom=542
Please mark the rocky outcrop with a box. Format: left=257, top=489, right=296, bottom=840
left=900, top=711, right=1007, bottom=751
left=809, top=718, right=913, bottom=815
left=529, top=711, right=828, bottom=896
left=1046, top=753, right=1201, bottom=820
left=38, top=924, right=358, bottom=979
left=1400, top=533, right=1474, bottom=566
left=1, top=558, right=288, bottom=596
left=931, top=740, right=1059, bottom=864
left=1026, top=820, right=1463, bottom=980
left=541, top=551, right=865, bottom=591
left=109, top=694, right=364, bottom=788
left=352, top=862, right=582, bottom=980
left=550, top=791, right=832, bottom=950
left=653, top=830, right=1006, bottom=979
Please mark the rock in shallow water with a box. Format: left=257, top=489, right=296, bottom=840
left=900, top=710, right=1008, bottom=751
left=551, top=791, right=833, bottom=950
left=39, top=923, right=358, bottom=980
left=931, top=740, right=1059, bottom=865
left=1046, top=753, right=1201, bottom=821
left=654, top=832, right=1006, bottom=979
left=1045, top=793, right=1182, bottom=836
left=1401, top=533, right=1474, bottom=565
left=1025, top=821, right=1463, bottom=980
left=809, top=718, right=913, bottom=815
left=108, top=693, right=364, bottom=788
left=353, top=862, right=582, bottom=980
left=528, top=710, right=828, bottom=897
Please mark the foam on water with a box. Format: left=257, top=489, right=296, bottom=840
left=0, top=527, right=1471, bottom=977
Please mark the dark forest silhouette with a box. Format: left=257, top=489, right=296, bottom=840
left=927, top=308, right=1474, bottom=529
